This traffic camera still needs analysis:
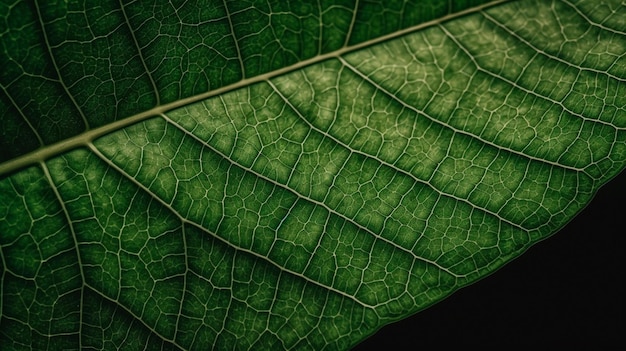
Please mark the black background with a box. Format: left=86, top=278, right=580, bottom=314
left=354, top=170, right=625, bottom=349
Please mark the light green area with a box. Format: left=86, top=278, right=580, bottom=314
left=1, top=0, right=625, bottom=350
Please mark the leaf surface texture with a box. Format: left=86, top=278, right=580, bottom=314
left=1, top=0, right=625, bottom=349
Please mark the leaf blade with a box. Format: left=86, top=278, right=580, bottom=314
left=1, top=0, right=625, bottom=350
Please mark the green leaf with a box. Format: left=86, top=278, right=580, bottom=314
left=1, top=0, right=624, bottom=349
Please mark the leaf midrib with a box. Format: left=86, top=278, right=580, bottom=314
left=0, top=0, right=509, bottom=177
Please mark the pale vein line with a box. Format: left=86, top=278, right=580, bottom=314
left=292, top=204, right=333, bottom=295
left=32, top=0, right=90, bottom=129
left=223, top=0, right=246, bottom=79
left=173, top=220, right=189, bottom=343
left=561, top=0, right=626, bottom=36
left=84, top=285, right=185, bottom=350
left=438, top=22, right=625, bottom=171
left=118, top=0, right=160, bottom=105
left=343, top=0, right=360, bottom=47
left=40, top=161, right=86, bottom=350
left=338, top=56, right=588, bottom=176
left=87, top=143, right=379, bottom=309
left=159, top=112, right=462, bottom=280
left=266, top=80, right=529, bottom=233
left=0, top=0, right=509, bottom=177
left=0, top=87, right=45, bottom=147
left=481, top=10, right=626, bottom=84
left=214, top=251, right=236, bottom=347
left=339, top=53, right=598, bottom=231
left=317, top=1, right=323, bottom=55
left=44, top=152, right=185, bottom=348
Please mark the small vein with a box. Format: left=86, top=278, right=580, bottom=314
left=40, top=161, right=86, bottom=350
left=438, top=24, right=626, bottom=176
left=0, top=86, right=45, bottom=147
left=481, top=10, right=626, bottom=84
left=268, top=76, right=533, bottom=234
left=223, top=0, right=246, bottom=79
left=118, top=0, right=160, bottom=106
left=83, top=285, right=185, bottom=350
left=344, top=0, right=360, bottom=47
left=437, top=21, right=625, bottom=157
left=173, top=221, right=189, bottom=343
left=87, top=142, right=379, bottom=309
left=338, top=56, right=589, bottom=176
left=561, top=0, right=626, bottom=36
left=268, top=77, right=531, bottom=247
left=160, top=111, right=462, bottom=280
left=32, top=1, right=90, bottom=130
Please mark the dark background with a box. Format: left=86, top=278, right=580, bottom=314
left=354, top=170, right=625, bottom=349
